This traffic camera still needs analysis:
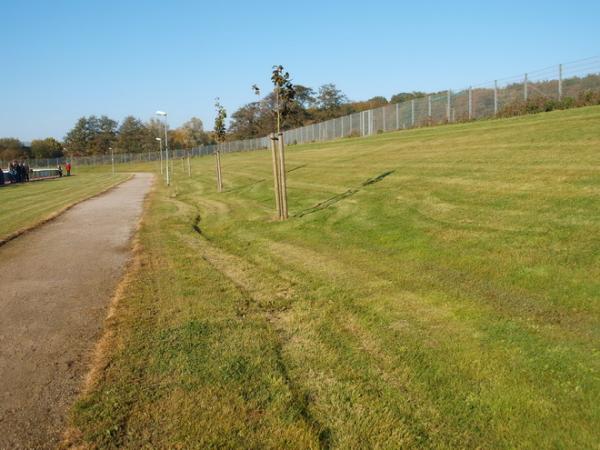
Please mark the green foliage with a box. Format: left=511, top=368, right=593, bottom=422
left=390, top=91, right=426, bottom=103
left=213, top=99, right=227, bottom=143
left=498, top=90, right=600, bottom=117
left=316, top=83, right=348, bottom=117
left=0, top=137, right=27, bottom=161
left=271, top=65, right=296, bottom=133
left=30, top=137, right=64, bottom=159
left=117, top=116, right=154, bottom=154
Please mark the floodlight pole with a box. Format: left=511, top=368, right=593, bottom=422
left=156, top=137, right=163, bottom=175
left=156, top=111, right=170, bottom=186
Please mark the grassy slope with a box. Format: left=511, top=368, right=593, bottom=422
left=70, top=106, right=600, bottom=448
left=0, top=170, right=128, bottom=241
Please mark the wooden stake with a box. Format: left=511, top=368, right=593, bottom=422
left=277, top=132, right=288, bottom=220
left=187, top=152, right=191, bottom=177
left=215, top=150, right=223, bottom=192
left=270, top=133, right=282, bottom=219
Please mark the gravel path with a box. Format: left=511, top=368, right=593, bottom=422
left=0, top=173, right=152, bottom=449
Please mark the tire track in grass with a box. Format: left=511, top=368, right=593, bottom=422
left=179, top=228, right=332, bottom=448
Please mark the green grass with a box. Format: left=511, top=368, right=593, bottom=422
left=70, top=106, right=600, bottom=448
left=0, top=170, right=128, bottom=241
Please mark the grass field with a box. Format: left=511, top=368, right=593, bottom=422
left=69, top=106, right=599, bottom=448
left=0, top=171, right=128, bottom=242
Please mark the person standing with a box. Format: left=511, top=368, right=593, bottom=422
left=66, top=161, right=71, bottom=176
left=0, top=166, right=5, bottom=185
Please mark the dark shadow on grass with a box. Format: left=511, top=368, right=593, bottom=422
left=294, top=170, right=395, bottom=218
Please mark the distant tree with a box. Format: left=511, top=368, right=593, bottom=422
left=390, top=91, right=426, bottom=104
left=64, top=117, right=91, bottom=155
left=295, top=85, right=316, bottom=109
left=316, top=83, right=348, bottom=118
left=0, top=137, right=26, bottom=160
left=93, top=115, right=118, bottom=154
left=228, top=102, right=263, bottom=139
left=181, top=117, right=211, bottom=146
left=31, top=137, right=64, bottom=159
left=117, top=116, right=152, bottom=153
left=367, top=96, right=388, bottom=107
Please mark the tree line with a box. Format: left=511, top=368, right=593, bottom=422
left=1, top=115, right=214, bottom=161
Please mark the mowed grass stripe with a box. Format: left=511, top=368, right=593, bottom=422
left=0, top=172, right=128, bottom=241
left=71, top=106, right=600, bottom=448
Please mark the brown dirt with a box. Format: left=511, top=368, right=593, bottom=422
left=0, top=173, right=152, bottom=450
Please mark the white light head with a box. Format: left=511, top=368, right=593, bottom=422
left=155, top=137, right=161, bottom=141
left=109, top=147, right=112, bottom=150
left=155, top=110, right=167, bottom=116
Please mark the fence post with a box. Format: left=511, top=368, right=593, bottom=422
left=382, top=107, right=386, bottom=132
left=558, top=64, right=563, bottom=101
left=427, top=95, right=432, bottom=125
left=524, top=73, right=528, bottom=101
left=396, top=103, right=400, bottom=129
left=447, top=89, right=451, bottom=122
left=494, top=80, right=498, bottom=115
left=369, top=109, right=373, bottom=135
left=411, top=99, right=415, bottom=127
left=468, top=86, right=473, bottom=120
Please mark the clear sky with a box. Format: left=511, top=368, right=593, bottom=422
left=1, top=0, right=598, bottom=141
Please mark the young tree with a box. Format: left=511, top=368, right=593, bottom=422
left=213, top=99, right=227, bottom=192
left=271, top=65, right=296, bottom=133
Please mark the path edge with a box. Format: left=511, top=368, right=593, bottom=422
left=59, top=174, right=156, bottom=449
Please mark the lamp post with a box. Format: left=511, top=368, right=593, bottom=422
left=156, top=111, right=169, bottom=186
left=109, top=147, right=114, bottom=175
left=155, top=137, right=163, bottom=175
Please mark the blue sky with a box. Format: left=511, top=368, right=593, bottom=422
left=1, top=0, right=598, bottom=141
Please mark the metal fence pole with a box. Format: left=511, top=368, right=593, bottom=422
left=396, top=103, right=400, bottom=129
left=524, top=73, right=528, bottom=101
left=558, top=64, right=563, bottom=101
left=468, top=86, right=473, bottom=120
left=447, top=89, right=451, bottom=122
left=427, top=95, right=432, bottom=125
left=382, top=107, right=386, bottom=132
left=411, top=99, right=415, bottom=126
left=494, top=80, right=498, bottom=115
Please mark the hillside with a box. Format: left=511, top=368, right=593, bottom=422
left=70, top=106, right=600, bottom=448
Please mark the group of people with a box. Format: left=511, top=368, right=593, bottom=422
left=0, top=160, right=72, bottom=186
left=0, top=160, right=30, bottom=185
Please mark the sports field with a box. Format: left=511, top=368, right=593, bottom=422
left=68, top=106, right=599, bottom=448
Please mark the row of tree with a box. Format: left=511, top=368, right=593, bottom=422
left=63, top=115, right=213, bottom=156
left=0, top=115, right=215, bottom=161
left=0, top=137, right=64, bottom=161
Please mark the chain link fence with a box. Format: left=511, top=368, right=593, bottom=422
left=7, top=56, right=599, bottom=170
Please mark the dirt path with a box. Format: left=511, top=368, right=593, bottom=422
left=0, top=173, right=152, bottom=449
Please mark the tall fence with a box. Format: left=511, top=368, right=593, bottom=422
left=8, top=56, right=600, bottom=170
